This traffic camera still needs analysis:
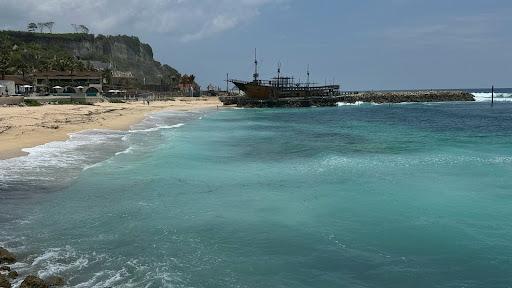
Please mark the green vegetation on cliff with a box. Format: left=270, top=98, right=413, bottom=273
left=0, top=32, right=88, bottom=79
left=0, top=30, right=180, bottom=86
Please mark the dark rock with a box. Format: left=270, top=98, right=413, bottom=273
left=20, top=275, right=48, bottom=288
left=0, top=274, right=11, bottom=288
left=7, top=271, right=17, bottom=279
left=0, top=248, right=16, bottom=264
left=45, top=276, right=64, bottom=287
left=0, top=266, right=10, bottom=272
left=221, top=91, right=476, bottom=108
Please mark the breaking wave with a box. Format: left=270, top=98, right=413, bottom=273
left=472, top=92, right=512, bottom=102
left=337, top=101, right=365, bottom=106
left=0, top=110, right=202, bottom=195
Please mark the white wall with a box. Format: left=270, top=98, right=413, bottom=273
left=0, top=80, right=15, bottom=96
left=0, top=96, right=24, bottom=105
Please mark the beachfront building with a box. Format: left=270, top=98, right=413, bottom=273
left=111, top=70, right=135, bottom=87
left=0, top=80, right=15, bottom=96
left=1, top=76, right=34, bottom=95
left=33, top=71, right=103, bottom=96
left=178, top=75, right=200, bottom=97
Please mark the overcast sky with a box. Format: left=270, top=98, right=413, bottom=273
left=1, top=0, right=511, bottom=90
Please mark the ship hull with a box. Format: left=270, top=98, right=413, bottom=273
left=232, top=80, right=339, bottom=99
left=232, top=81, right=278, bottom=99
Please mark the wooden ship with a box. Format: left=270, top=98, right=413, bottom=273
left=219, top=51, right=475, bottom=108
left=230, top=50, right=340, bottom=99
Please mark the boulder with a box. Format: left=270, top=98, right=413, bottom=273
left=7, top=271, right=17, bottom=279
left=0, top=266, right=9, bottom=272
left=45, top=276, right=64, bottom=287
left=0, top=274, right=10, bottom=288
left=0, top=248, right=15, bottom=264
left=20, top=275, right=48, bottom=288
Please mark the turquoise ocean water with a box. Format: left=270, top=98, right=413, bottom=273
left=1, top=99, right=512, bottom=287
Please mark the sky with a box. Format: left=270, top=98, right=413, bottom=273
left=0, top=0, right=511, bottom=90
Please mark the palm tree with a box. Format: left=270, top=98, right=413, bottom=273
left=0, top=35, right=12, bottom=80
left=27, top=23, right=38, bottom=32
left=0, top=46, right=12, bottom=80
left=0, top=54, right=9, bottom=80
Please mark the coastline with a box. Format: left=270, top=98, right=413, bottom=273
left=2, top=101, right=512, bottom=287
left=0, top=97, right=221, bottom=160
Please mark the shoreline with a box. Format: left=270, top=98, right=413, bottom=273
left=0, top=97, right=221, bottom=160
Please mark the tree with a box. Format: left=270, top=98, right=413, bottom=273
left=37, top=22, right=45, bottom=33
left=79, top=25, right=89, bottom=34
left=102, top=68, right=112, bottom=85
left=12, top=48, right=37, bottom=79
left=71, top=24, right=89, bottom=34
left=27, top=23, right=38, bottom=32
left=36, top=22, right=55, bottom=33
left=180, top=74, right=196, bottom=84
left=45, top=22, right=55, bottom=33
left=0, top=53, right=10, bottom=80
left=180, top=74, right=189, bottom=84
left=49, top=56, right=66, bottom=71
left=0, top=32, right=97, bottom=81
left=0, top=37, right=13, bottom=80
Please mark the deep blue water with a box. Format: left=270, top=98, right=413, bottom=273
left=1, top=101, right=512, bottom=287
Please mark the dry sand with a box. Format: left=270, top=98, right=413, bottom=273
left=0, top=97, right=222, bottom=160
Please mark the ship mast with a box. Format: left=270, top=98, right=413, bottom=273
left=306, top=65, right=310, bottom=88
left=253, top=48, right=259, bottom=82
left=277, top=62, right=281, bottom=88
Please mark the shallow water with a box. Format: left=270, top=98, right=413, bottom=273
left=1, top=102, right=512, bottom=287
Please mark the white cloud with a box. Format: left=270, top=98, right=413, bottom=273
left=0, top=0, right=286, bottom=41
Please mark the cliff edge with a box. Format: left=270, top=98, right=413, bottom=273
left=0, top=30, right=179, bottom=85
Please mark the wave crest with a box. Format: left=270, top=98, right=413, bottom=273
left=472, top=92, right=512, bottom=102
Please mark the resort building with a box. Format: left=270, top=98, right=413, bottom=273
left=0, top=80, right=15, bottom=96
left=1, top=75, right=33, bottom=95
left=111, top=70, right=135, bottom=88
left=178, top=75, right=200, bottom=97
left=33, top=71, right=103, bottom=96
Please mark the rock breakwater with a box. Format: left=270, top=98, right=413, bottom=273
left=220, top=91, right=475, bottom=108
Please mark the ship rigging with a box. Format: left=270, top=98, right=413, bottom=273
left=230, top=50, right=340, bottom=99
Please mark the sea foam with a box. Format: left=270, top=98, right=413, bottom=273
left=0, top=109, right=199, bottom=194
left=337, top=101, right=365, bottom=106
left=472, top=92, right=512, bottom=102
left=129, top=123, right=185, bottom=133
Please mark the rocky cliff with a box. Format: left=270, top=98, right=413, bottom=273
left=0, top=31, right=179, bottom=85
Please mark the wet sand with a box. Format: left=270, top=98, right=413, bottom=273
left=0, top=97, right=221, bottom=160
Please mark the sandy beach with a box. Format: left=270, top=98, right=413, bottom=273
left=0, top=97, right=221, bottom=160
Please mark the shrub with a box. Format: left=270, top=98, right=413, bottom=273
left=108, top=98, right=125, bottom=103
left=24, top=99, right=42, bottom=106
